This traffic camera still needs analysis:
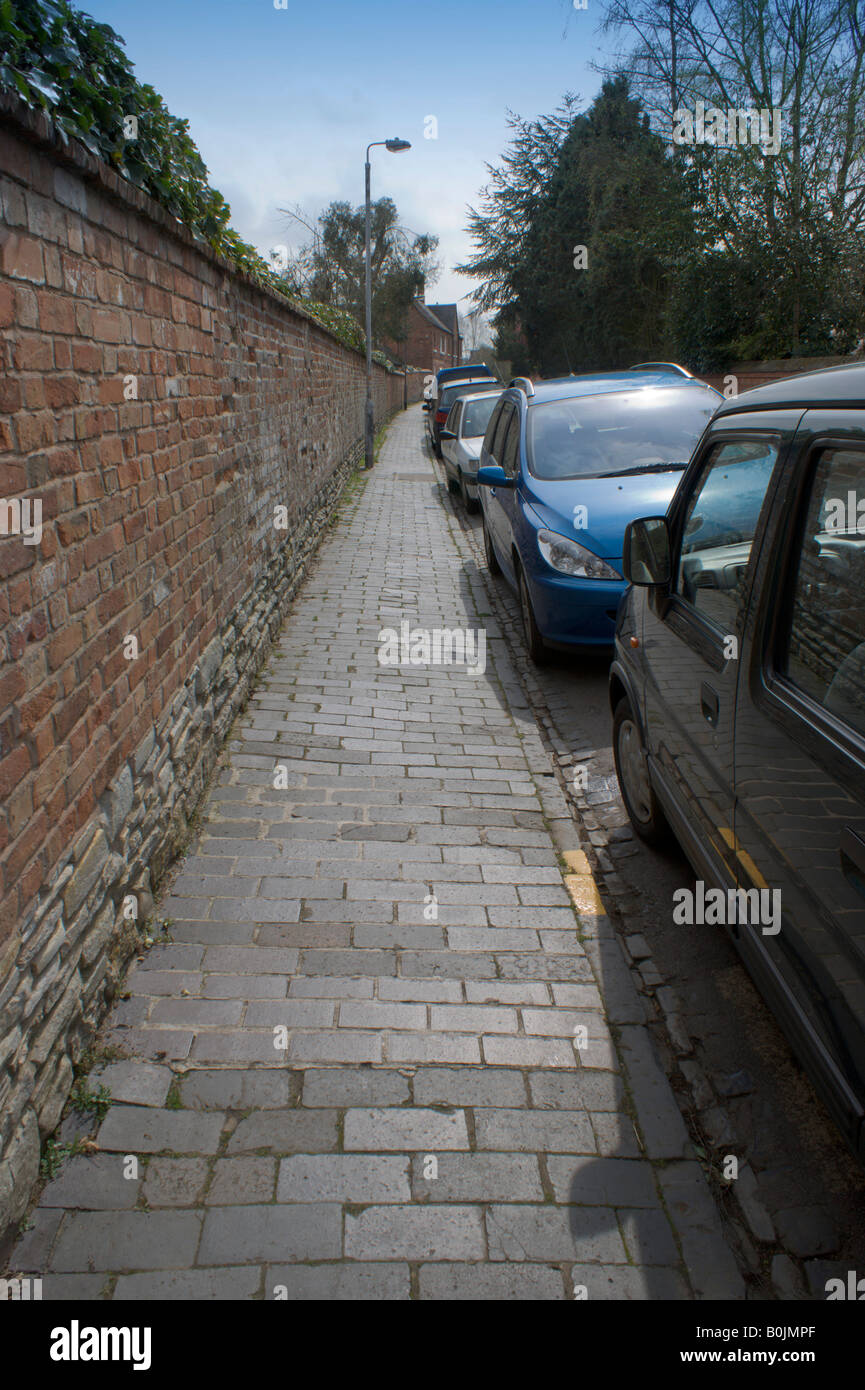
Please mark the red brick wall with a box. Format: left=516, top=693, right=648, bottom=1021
left=698, top=356, right=853, bottom=397
left=0, top=96, right=433, bottom=1235
left=0, top=96, right=410, bottom=964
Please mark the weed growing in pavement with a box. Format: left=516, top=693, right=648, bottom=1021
left=39, top=1136, right=90, bottom=1183
left=164, top=1077, right=184, bottom=1111
left=69, top=1078, right=112, bottom=1125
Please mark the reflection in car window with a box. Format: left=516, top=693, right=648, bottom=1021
left=526, top=386, right=718, bottom=480
left=491, top=404, right=514, bottom=464
left=440, top=384, right=489, bottom=412
left=676, top=437, right=779, bottom=630
left=483, top=400, right=504, bottom=455
left=501, top=413, right=521, bottom=477
left=783, top=448, right=865, bottom=739
left=462, top=394, right=500, bottom=438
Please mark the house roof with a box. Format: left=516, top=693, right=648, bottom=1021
left=427, top=303, right=460, bottom=337
left=413, top=300, right=452, bottom=334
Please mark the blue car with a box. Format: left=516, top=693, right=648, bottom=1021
left=476, top=368, right=722, bottom=662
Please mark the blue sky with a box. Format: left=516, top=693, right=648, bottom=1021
left=86, top=0, right=614, bottom=312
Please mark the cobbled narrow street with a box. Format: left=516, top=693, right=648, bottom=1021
left=9, top=406, right=744, bottom=1301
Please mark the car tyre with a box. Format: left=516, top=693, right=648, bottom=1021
left=459, top=470, right=479, bottom=513
left=612, top=696, right=671, bottom=847
left=518, top=563, right=549, bottom=666
left=483, top=518, right=501, bottom=575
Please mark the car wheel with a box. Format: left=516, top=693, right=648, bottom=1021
left=612, top=696, right=670, bottom=846
left=518, top=563, right=549, bottom=665
left=483, top=518, right=501, bottom=575
left=459, top=471, right=479, bottom=513
left=446, top=469, right=459, bottom=495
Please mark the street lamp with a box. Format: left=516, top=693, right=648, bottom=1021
left=364, top=137, right=411, bottom=469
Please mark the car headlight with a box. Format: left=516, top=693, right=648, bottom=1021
left=537, top=529, right=621, bottom=579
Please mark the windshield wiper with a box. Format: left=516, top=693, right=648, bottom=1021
left=612, top=462, right=689, bottom=477
left=533, top=462, right=689, bottom=482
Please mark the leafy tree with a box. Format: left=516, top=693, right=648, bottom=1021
left=295, top=199, right=439, bottom=348
left=492, top=321, right=534, bottom=378
left=0, top=0, right=401, bottom=357
left=457, top=97, right=582, bottom=318
left=0, top=0, right=270, bottom=277
left=597, top=0, right=865, bottom=357
left=462, top=79, right=695, bottom=375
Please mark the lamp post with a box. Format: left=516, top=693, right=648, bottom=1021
left=364, top=137, right=411, bottom=469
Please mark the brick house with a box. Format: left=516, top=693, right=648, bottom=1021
left=384, top=299, right=462, bottom=375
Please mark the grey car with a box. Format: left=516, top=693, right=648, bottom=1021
left=426, top=378, right=500, bottom=456
left=610, top=362, right=865, bottom=1158
left=440, top=389, right=502, bottom=511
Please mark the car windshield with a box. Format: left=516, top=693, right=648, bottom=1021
left=526, top=386, right=719, bottom=480
left=461, top=394, right=500, bottom=437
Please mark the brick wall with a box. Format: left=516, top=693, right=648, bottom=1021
left=0, top=92, right=421, bottom=1247
left=699, top=356, right=854, bottom=396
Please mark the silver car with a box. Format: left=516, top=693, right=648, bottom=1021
left=440, top=389, right=502, bottom=511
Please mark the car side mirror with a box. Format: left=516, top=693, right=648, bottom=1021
left=439, top=428, right=455, bottom=441
left=476, top=465, right=512, bottom=489
left=623, top=516, right=671, bottom=585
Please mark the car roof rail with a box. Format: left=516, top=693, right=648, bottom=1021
left=628, top=362, right=694, bottom=378
left=508, top=376, right=535, bottom=396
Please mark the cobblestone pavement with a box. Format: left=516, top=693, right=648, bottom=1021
left=9, top=407, right=745, bottom=1301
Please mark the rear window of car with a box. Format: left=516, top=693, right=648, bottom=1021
left=440, top=384, right=494, bottom=410
left=526, top=386, right=719, bottom=480
left=439, top=370, right=494, bottom=384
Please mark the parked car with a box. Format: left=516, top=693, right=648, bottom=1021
left=440, top=389, right=502, bottom=511
left=427, top=378, right=502, bottom=457
left=610, top=361, right=865, bottom=1158
left=422, top=364, right=498, bottom=420
left=436, top=364, right=497, bottom=391
left=475, top=369, right=722, bottom=661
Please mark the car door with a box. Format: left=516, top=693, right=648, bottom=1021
left=425, top=377, right=437, bottom=438
left=441, top=400, right=461, bottom=480
left=492, top=406, right=524, bottom=582
left=732, top=416, right=865, bottom=1151
left=484, top=400, right=516, bottom=565
left=643, top=417, right=790, bottom=888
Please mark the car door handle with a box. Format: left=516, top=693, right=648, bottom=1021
left=700, top=682, right=719, bottom=726
left=841, top=827, right=865, bottom=900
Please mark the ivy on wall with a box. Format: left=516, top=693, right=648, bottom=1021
left=0, top=0, right=393, bottom=361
